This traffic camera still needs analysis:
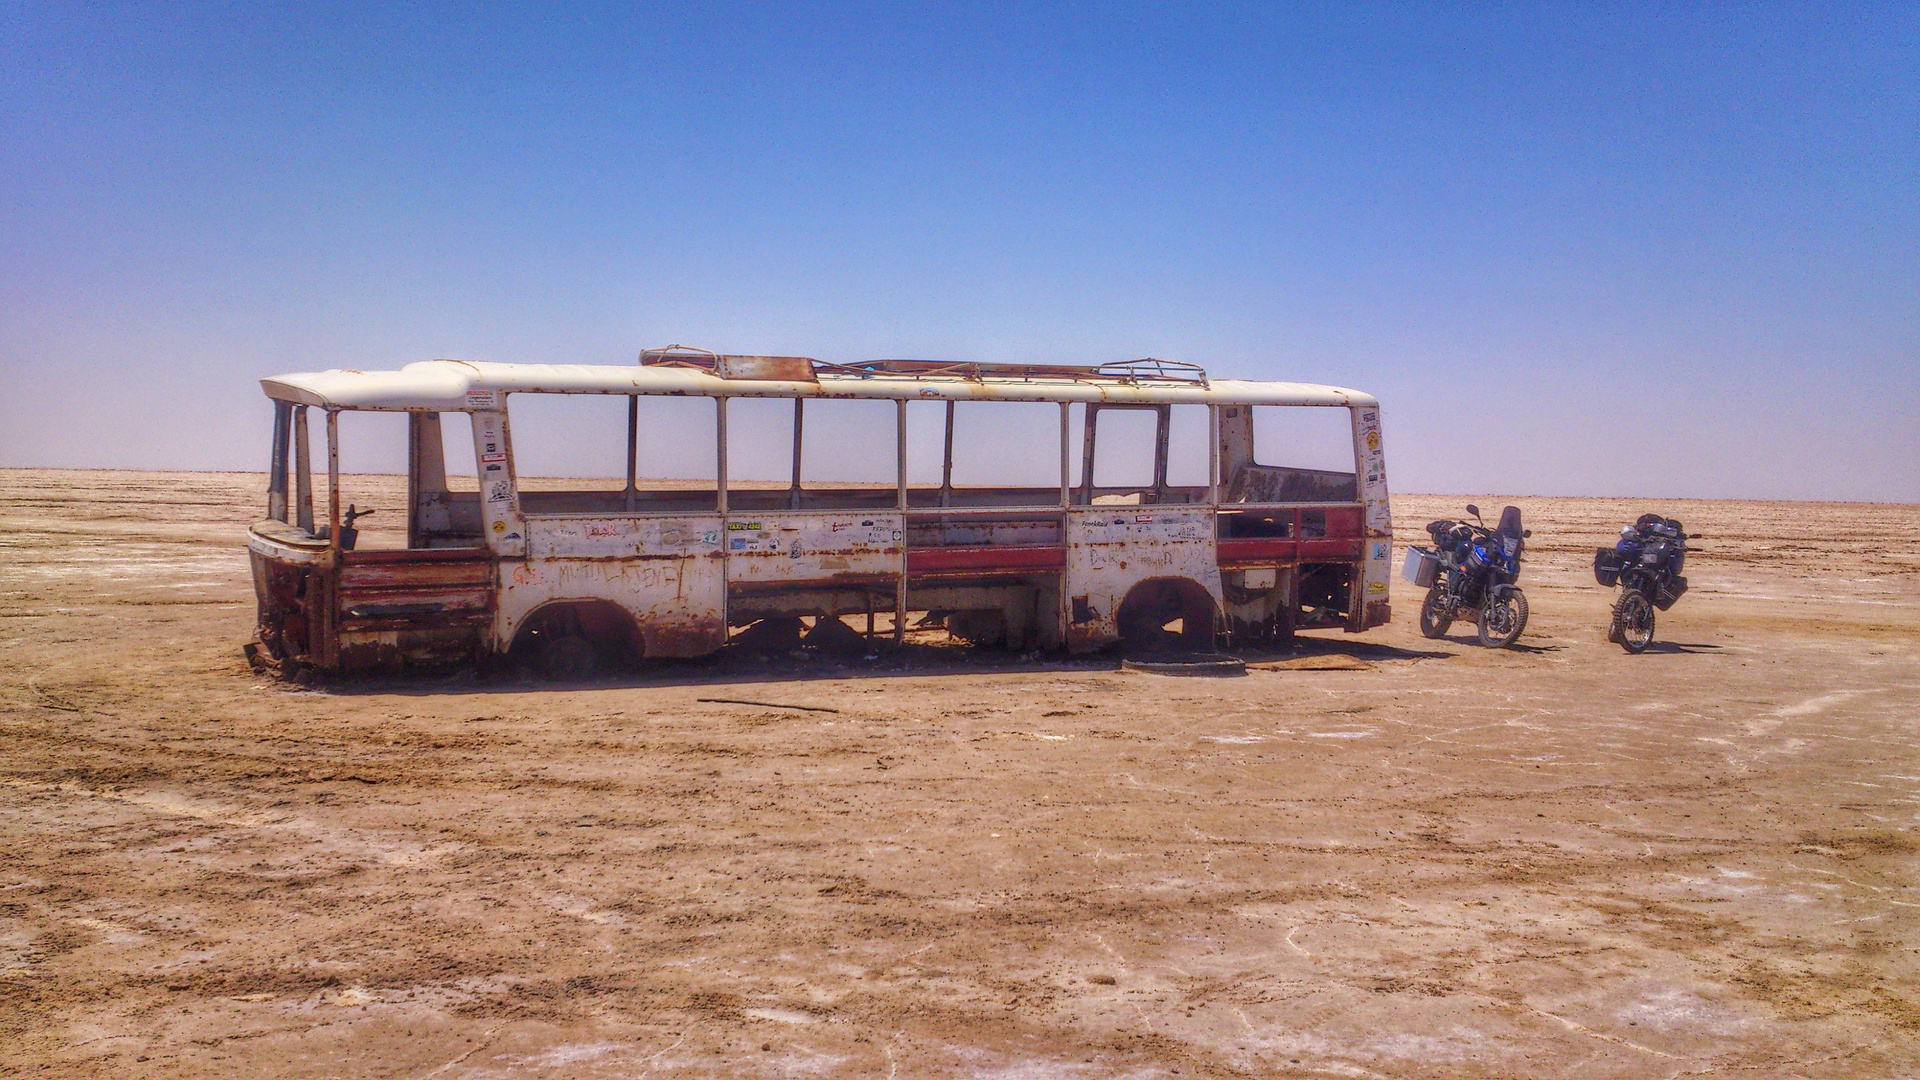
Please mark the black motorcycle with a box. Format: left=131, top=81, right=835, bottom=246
left=1405, top=504, right=1532, bottom=648
left=1594, top=514, right=1699, bottom=653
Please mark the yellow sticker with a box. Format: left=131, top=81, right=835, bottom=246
left=491, top=520, right=506, bottom=533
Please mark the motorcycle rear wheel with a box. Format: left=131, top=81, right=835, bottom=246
left=1477, top=589, right=1529, bottom=648
left=1613, top=589, right=1655, bottom=654
left=1418, top=585, right=1453, bottom=639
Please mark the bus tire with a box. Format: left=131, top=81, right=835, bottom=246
left=512, top=600, right=641, bottom=678
left=540, top=634, right=599, bottom=680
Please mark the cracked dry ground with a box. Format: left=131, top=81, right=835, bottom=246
left=2, top=469, right=1918, bottom=1078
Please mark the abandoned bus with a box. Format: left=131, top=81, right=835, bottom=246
left=246, top=348, right=1392, bottom=675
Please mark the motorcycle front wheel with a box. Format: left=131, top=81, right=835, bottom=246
left=1477, top=588, right=1529, bottom=648
left=1613, top=589, right=1655, bottom=654
left=1419, top=585, right=1453, bottom=639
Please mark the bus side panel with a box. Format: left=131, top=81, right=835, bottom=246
left=330, top=548, right=494, bottom=670
left=724, top=513, right=903, bottom=588
left=497, top=516, right=728, bottom=658
left=1063, top=508, right=1222, bottom=653
left=1351, top=406, right=1393, bottom=628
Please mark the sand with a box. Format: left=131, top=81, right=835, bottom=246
left=2, top=468, right=1917, bottom=1078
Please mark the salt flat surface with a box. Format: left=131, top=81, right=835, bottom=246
left=2, top=469, right=1917, bottom=1078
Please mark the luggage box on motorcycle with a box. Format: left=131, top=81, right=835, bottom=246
left=1654, top=575, right=1688, bottom=610
left=1403, top=546, right=1440, bottom=588
left=1594, top=547, right=1624, bottom=587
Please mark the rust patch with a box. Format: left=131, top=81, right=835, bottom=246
left=1365, top=599, right=1391, bottom=627
left=635, top=617, right=729, bottom=659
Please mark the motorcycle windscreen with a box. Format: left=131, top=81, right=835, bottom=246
left=1496, top=506, right=1523, bottom=538
left=1496, top=506, right=1524, bottom=560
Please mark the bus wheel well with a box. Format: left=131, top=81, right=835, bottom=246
left=1115, top=577, right=1218, bottom=651
left=509, top=600, right=643, bottom=678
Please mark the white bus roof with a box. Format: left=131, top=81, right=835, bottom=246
left=259, top=355, right=1379, bottom=411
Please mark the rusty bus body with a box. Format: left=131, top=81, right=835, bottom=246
left=247, top=350, right=1392, bottom=675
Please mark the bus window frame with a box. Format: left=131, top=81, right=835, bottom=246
left=263, top=400, right=320, bottom=535
left=311, top=395, right=1372, bottom=538
left=1077, top=402, right=1221, bottom=508
left=496, top=392, right=1122, bottom=520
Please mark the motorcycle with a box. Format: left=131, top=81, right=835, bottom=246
left=1594, top=514, right=1699, bottom=653
left=1404, top=504, right=1532, bottom=648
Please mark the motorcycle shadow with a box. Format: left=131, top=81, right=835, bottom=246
left=1636, top=641, right=1723, bottom=655
left=1433, top=633, right=1563, bottom=655
left=1505, top=641, right=1564, bottom=655
left=1238, top=639, right=1454, bottom=663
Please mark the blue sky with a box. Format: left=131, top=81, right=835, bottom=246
left=3, top=3, right=1915, bottom=500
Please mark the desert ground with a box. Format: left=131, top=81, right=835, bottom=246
left=3, top=468, right=1918, bottom=1079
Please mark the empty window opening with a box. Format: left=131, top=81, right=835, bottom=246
left=440, top=412, right=478, bottom=492
left=1089, top=407, right=1158, bottom=500
left=631, top=396, right=718, bottom=512
left=274, top=410, right=485, bottom=550
left=410, top=412, right=484, bottom=549
left=1165, top=405, right=1211, bottom=490
left=723, top=397, right=796, bottom=512
left=1230, top=406, right=1358, bottom=504
left=903, top=400, right=948, bottom=490
left=323, top=410, right=410, bottom=549
left=632, top=398, right=720, bottom=484
left=903, top=400, right=1070, bottom=508
left=507, top=394, right=630, bottom=492
left=508, top=394, right=721, bottom=515
left=1064, top=403, right=1086, bottom=489
left=1252, top=406, right=1354, bottom=473
left=797, top=398, right=897, bottom=509
left=950, top=401, right=1060, bottom=491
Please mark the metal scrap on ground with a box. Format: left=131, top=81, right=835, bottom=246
left=696, top=697, right=841, bottom=713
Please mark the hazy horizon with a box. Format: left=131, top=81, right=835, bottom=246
left=4, top=463, right=1914, bottom=509
left=3, top=5, right=1915, bottom=501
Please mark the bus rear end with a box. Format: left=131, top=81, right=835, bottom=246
left=1212, top=402, right=1390, bottom=642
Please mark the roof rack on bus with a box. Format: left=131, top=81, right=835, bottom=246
left=1094, top=358, right=1210, bottom=386
left=640, top=345, right=817, bottom=382
left=639, top=344, right=722, bottom=368
left=820, top=358, right=1208, bottom=387
left=641, top=346, right=1208, bottom=387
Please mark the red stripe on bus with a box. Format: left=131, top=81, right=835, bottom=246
left=1298, top=539, right=1363, bottom=560
left=1217, top=538, right=1363, bottom=563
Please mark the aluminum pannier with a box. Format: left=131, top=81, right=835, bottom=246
left=1402, top=546, right=1440, bottom=588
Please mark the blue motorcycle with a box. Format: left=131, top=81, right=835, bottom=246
left=1407, top=504, right=1531, bottom=648
left=1594, top=514, right=1699, bottom=653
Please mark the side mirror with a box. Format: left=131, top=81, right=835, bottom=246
left=1522, top=529, right=1532, bottom=538
left=1465, top=504, right=1479, bottom=517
